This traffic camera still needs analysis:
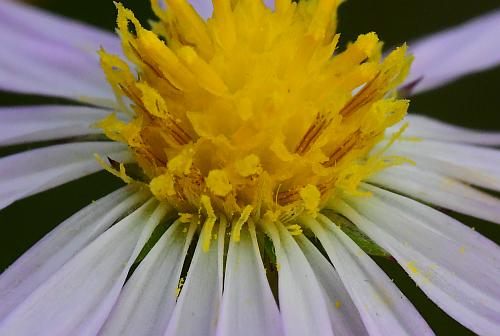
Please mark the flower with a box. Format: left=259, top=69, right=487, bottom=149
left=0, top=1, right=499, bottom=336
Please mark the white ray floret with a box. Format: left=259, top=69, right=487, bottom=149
left=296, top=235, right=369, bottom=336
left=334, top=184, right=500, bottom=336
left=99, top=220, right=196, bottom=336
left=392, top=114, right=500, bottom=145
left=303, top=215, right=435, bottom=336
left=216, top=225, right=283, bottom=336
left=163, top=222, right=225, bottom=336
left=267, top=222, right=336, bottom=336
left=0, top=142, right=132, bottom=210
left=368, top=164, right=500, bottom=224
left=406, top=9, right=500, bottom=94
left=0, top=105, right=108, bottom=146
left=0, top=185, right=149, bottom=319
left=0, top=200, right=168, bottom=336
left=0, top=0, right=119, bottom=105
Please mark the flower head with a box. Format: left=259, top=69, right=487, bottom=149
left=98, top=1, right=412, bottom=237
left=0, top=1, right=500, bottom=336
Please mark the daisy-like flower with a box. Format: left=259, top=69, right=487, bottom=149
left=0, top=0, right=499, bottom=335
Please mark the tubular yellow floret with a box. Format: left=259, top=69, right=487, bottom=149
left=163, top=0, right=214, bottom=57
left=232, top=205, right=254, bottom=242
left=98, top=0, right=412, bottom=238
left=308, top=0, right=338, bottom=42
left=176, top=46, right=229, bottom=96
left=287, top=224, right=303, bottom=236
left=212, top=0, right=237, bottom=48
left=200, top=195, right=218, bottom=251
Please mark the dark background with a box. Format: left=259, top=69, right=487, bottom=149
left=1, top=1, right=499, bottom=335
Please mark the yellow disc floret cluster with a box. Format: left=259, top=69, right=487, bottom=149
left=98, top=0, right=412, bottom=237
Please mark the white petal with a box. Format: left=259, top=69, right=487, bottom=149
left=368, top=165, right=500, bottom=224
left=389, top=114, right=500, bottom=146
left=387, top=139, right=500, bottom=190
left=0, top=185, right=149, bottom=320
left=164, top=223, right=225, bottom=336
left=336, top=184, right=500, bottom=336
left=301, top=215, right=434, bottom=336
left=0, top=1, right=119, bottom=105
left=0, top=141, right=132, bottom=210
left=0, top=200, right=169, bottom=336
left=0, top=105, right=109, bottom=146
left=189, top=0, right=213, bottom=19
left=98, top=219, right=195, bottom=336
left=296, top=235, right=369, bottom=336
left=267, top=222, right=335, bottom=336
left=404, top=10, right=500, bottom=94
left=216, top=225, right=283, bottom=336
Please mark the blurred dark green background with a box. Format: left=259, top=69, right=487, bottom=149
left=1, top=0, right=499, bottom=335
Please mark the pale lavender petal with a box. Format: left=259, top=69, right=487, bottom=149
left=0, top=1, right=120, bottom=53
left=301, top=216, right=434, bottom=336
left=0, top=141, right=132, bottom=210
left=336, top=184, right=500, bottom=336
left=0, top=200, right=168, bottom=336
left=99, top=220, right=195, bottom=336
left=267, top=222, right=335, bottom=336
left=386, top=139, right=500, bottom=191
left=0, top=1, right=120, bottom=105
left=388, top=114, right=500, bottom=146
left=368, top=165, right=500, bottom=224
left=188, top=0, right=213, bottom=19
left=164, top=223, right=225, bottom=336
left=0, top=105, right=109, bottom=146
left=0, top=185, right=149, bottom=320
left=216, top=226, right=283, bottom=336
left=263, top=0, right=275, bottom=11
left=296, top=235, right=369, bottom=336
left=405, top=10, right=500, bottom=94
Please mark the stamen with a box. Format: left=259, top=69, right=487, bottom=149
left=324, top=130, right=361, bottom=167
left=295, top=112, right=333, bottom=155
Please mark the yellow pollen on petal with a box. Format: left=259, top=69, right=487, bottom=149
left=176, top=277, right=185, bottom=297
left=407, top=261, right=419, bottom=274
left=98, top=0, right=412, bottom=236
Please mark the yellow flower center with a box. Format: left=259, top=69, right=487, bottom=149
left=98, top=0, right=411, bottom=245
